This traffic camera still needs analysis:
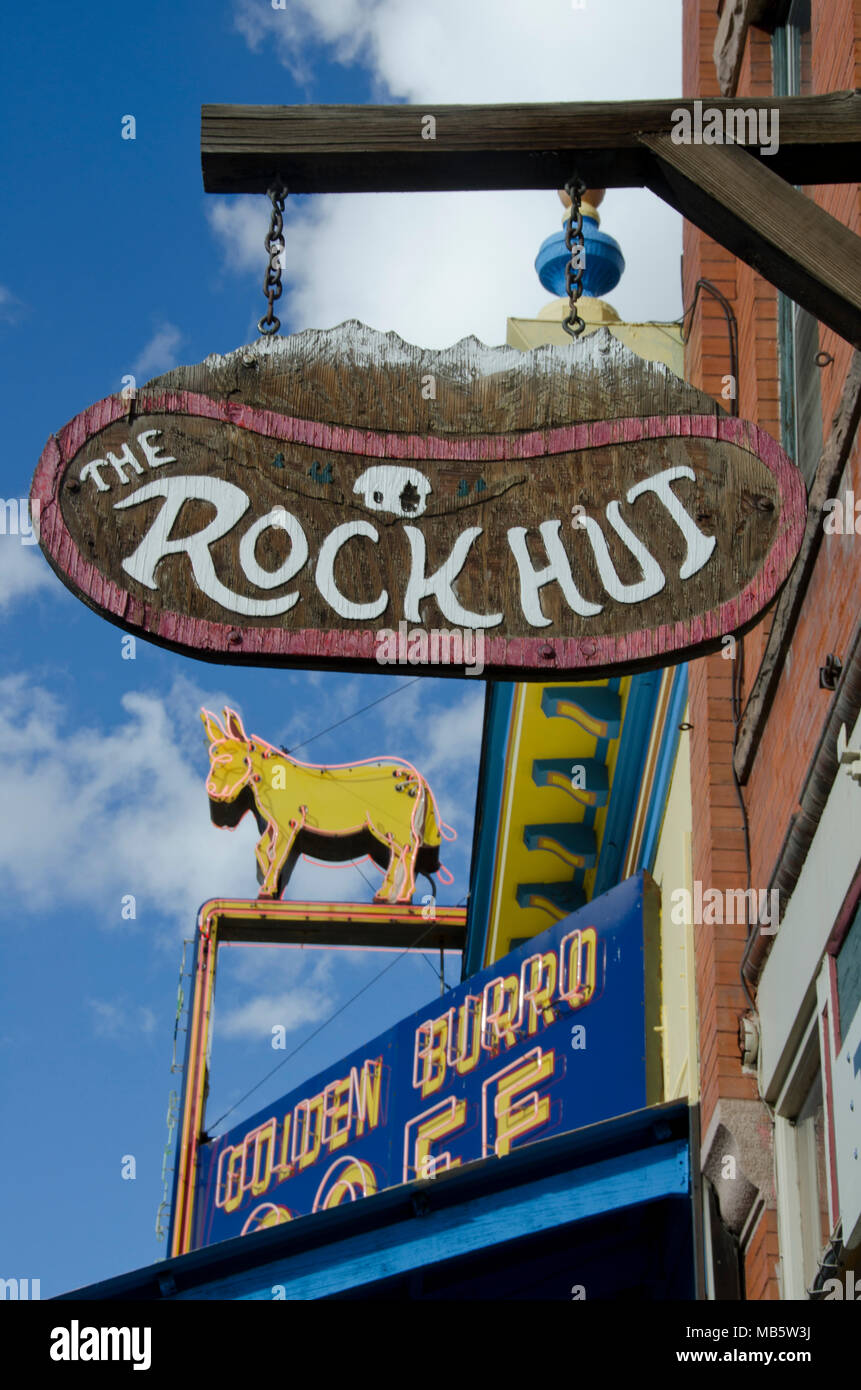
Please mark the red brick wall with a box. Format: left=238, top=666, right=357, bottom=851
left=683, top=0, right=861, bottom=1301
left=683, top=1, right=756, bottom=1145
left=809, top=0, right=861, bottom=435
left=745, top=428, right=861, bottom=891
left=688, top=653, right=757, bottom=1130
left=744, top=1208, right=781, bottom=1301
left=742, top=0, right=861, bottom=893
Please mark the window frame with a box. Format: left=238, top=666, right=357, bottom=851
left=772, top=0, right=822, bottom=488
left=772, top=967, right=840, bottom=1298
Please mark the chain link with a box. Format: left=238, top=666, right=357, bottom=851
left=258, top=179, right=288, bottom=336
left=562, top=177, right=587, bottom=339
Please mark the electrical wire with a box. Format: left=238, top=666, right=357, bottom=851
left=266, top=674, right=457, bottom=869
left=349, top=858, right=378, bottom=895
left=730, top=635, right=757, bottom=1014
left=420, top=951, right=448, bottom=991
left=283, top=676, right=423, bottom=755
left=677, top=278, right=740, bottom=418
left=678, top=281, right=752, bottom=1013
left=206, top=913, right=447, bottom=1135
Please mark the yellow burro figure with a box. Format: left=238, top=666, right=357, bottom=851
left=201, top=707, right=450, bottom=904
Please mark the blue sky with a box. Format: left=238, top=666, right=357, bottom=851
left=1, top=0, right=681, bottom=1296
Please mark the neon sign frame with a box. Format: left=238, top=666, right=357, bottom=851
left=169, top=876, right=659, bottom=1257
left=169, top=898, right=467, bottom=1258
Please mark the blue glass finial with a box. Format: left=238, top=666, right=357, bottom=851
left=535, top=208, right=625, bottom=300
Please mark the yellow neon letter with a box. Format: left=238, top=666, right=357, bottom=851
left=324, top=1076, right=353, bottom=1152
left=559, top=927, right=598, bottom=1008
left=482, top=975, right=521, bottom=1050
left=415, top=1020, right=448, bottom=1099
left=295, top=1094, right=325, bottom=1171
left=452, top=997, right=482, bottom=1075
left=521, top=952, right=558, bottom=1034
left=412, top=1098, right=467, bottom=1179
left=352, top=1058, right=385, bottom=1135
left=493, top=1050, right=555, bottom=1157
left=222, top=1146, right=244, bottom=1214
left=248, top=1119, right=277, bottom=1196
left=274, top=1113, right=293, bottom=1181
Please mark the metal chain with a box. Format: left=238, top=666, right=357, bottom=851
left=562, top=177, right=587, bottom=339
left=259, top=179, right=288, bottom=336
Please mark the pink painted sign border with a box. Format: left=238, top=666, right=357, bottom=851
left=32, top=392, right=807, bottom=676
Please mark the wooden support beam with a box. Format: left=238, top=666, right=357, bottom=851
left=733, top=351, right=861, bottom=784
left=219, top=918, right=466, bottom=950
left=201, top=91, right=861, bottom=194
left=640, top=134, right=861, bottom=347
left=203, top=898, right=468, bottom=951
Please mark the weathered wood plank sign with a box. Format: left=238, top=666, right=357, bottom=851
left=31, top=323, right=806, bottom=679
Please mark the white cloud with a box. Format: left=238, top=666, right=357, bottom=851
left=0, top=674, right=256, bottom=932
left=0, top=540, right=55, bottom=612
left=286, top=854, right=382, bottom=899
left=0, top=284, right=26, bottom=325
left=217, top=987, right=329, bottom=1040
left=236, top=0, right=681, bottom=104
left=207, top=200, right=267, bottom=278
left=412, top=685, right=485, bottom=783
left=215, top=0, right=684, bottom=341
left=87, top=998, right=158, bottom=1039
left=0, top=670, right=480, bottom=938
left=213, top=940, right=339, bottom=1053
left=132, top=322, right=184, bottom=380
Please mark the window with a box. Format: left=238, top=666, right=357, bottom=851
left=772, top=0, right=823, bottom=488
left=836, top=901, right=861, bottom=1031
left=793, top=1070, right=831, bottom=1291
left=772, top=0, right=812, bottom=99
left=773, top=1011, right=836, bottom=1298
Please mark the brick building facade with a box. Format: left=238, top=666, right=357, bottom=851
left=683, top=0, right=861, bottom=1300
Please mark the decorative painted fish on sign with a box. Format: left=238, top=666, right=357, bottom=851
left=31, top=322, right=806, bottom=680
left=201, top=706, right=453, bottom=904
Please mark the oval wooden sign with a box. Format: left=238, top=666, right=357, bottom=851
left=31, top=323, right=806, bottom=680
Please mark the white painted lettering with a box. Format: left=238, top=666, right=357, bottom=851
left=105, top=443, right=145, bottom=485
left=627, top=466, right=715, bottom=578
left=508, top=521, right=602, bottom=626
left=116, top=477, right=301, bottom=616
left=403, top=526, right=501, bottom=627
left=136, top=429, right=176, bottom=469
left=578, top=503, right=665, bottom=604
left=239, top=507, right=309, bottom=590
left=315, top=521, right=388, bottom=620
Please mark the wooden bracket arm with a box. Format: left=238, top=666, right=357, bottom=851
left=640, top=134, right=861, bottom=348
left=200, top=91, right=861, bottom=193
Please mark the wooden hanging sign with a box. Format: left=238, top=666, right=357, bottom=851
left=31, top=323, right=806, bottom=679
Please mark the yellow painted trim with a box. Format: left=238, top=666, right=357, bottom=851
left=172, top=920, right=219, bottom=1258
left=194, top=898, right=467, bottom=931
left=554, top=699, right=614, bottom=739
left=184, top=933, right=218, bottom=1253
left=520, top=895, right=568, bottom=922
left=485, top=686, right=528, bottom=967
left=534, top=836, right=588, bottom=870
left=623, top=668, right=672, bottom=878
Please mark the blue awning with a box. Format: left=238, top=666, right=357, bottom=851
left=56, top=1101, right=695, bottom=1302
